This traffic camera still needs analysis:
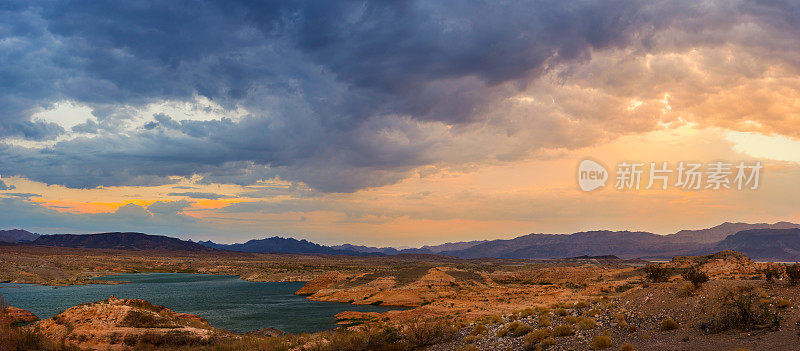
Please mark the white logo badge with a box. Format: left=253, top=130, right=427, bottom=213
left=578, top=159, right=608, bottom=192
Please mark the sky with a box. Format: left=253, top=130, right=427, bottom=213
left=1, top=0, right=799, bottom=246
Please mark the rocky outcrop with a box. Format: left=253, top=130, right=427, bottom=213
left=1, top=306, right=39, bottom=325
left=33, top=296, right=216, bottom=350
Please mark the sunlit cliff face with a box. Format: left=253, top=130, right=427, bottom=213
left=1, top=1, right=799, bottom=246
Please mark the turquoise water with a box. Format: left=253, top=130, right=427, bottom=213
left=0, top=273, right=405, bottom=333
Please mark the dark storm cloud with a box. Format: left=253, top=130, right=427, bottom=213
left=1, top=1, right=798, bottom=191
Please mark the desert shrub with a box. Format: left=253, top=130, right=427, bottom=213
left=404, top=318, right=456, bottom=348
left=463, top=335, right=480, bottom=343
left=776, top=298, right=792, bottom=309
left=574, top=301, right=588, bottom=309
left=458, top=345, right=480, bottom=351
left=620, top=343, right=635, bottom=351
left=496, top=321, right=532, bottom=337
left=524, top=328, right=551, bottom=344
left=537, top=315, right=551, bottom=327
left=554, top=308, right=567, bottom=316
left=124, top=331, right=213, bottom=347
left=0, top=324, right=53, bottom=351
left=682, top=265, right=709, bottom=289
left=763, top=265, right=783, bottom=282
left=564, top=315, right=579, bottom=324
left=659, top=318, right=679, bottom=331
left=578, top=317, right=596, bottom=330
left=471, top=324, right=489, bottom=336
left=120, top=310, right=174, bottom=328
left=540, top=337, right=556, bottom=347
left=536, top=306, right=551, bottom=315
left=643, top=265, right=671, bottom=282
left=520, top=308, right=536, bottom=318
left=552, top=325, right=574, bottom=337
left=591, top=334, right=612, bottom=349
left=586, top=308, right=601, bottom=317
left=704, top=286, right=781, bottom=333
left=677, top=282, right=696, bottom=297
left=125, top=299, right=167, bottom=312
left=785, top=264, right=800, bottom=286
left=482, top=314, right=503, bottom=324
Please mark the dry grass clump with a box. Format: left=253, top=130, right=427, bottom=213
left=586, top=308, right=601, bottom=317
left=536, top=306, right=551, bottom=315
left=120, top=310, right=175, bottom=328
left=122, top=331, right=214, bottom=347
left=574, top=301, right=589, bottom=309
left=496, top=321, right=532, bottom=337
left=537, top=315, right=551, bottom=327
left=620, top=343, right=635, bottom=351
left=577, top=317, right=596, bottom=330
left=552, top=325, right=574, bottom=337
left=470, top=324, right=489, bottom=336
left=482, top=314, right=503, bottom=325
left=463, top=335, right=481, bottom=343
left=659, top=318, right=679, bottom=331
left=524, top=328, right=551, bottom=344
left=591, top=334, right=612, bottom=349
left=404, top=318, right=458, bottom=348
left=458, top=345, right=480, bottom=351
left=519, top=308, right=537, bottom=318
left=677, top=282, right=696, bottom=297
left=554, top=308, right=568, bottom=316
left=775, top=298, right=792, bottom=309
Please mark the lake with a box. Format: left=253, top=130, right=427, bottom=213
left=0, top=273, right=405, bottom=333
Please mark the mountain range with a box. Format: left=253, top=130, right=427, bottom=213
left=3, top=222, right=800, bottom=261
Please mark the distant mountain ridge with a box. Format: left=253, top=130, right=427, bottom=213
left=199, top=237, right=382, bottom=256
left=0, top=229, right=40, bottom=243
left=7, top=221, right=800, bottom=261
left=32, top=232, right=211, bottom=251
left=667, top=221, right=800, bottom=244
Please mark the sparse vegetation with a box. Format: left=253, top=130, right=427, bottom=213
left=643, top=265, right=671, bottom=283
left=682, top=265, right=709, bottom=289
left=776, top=298, right=792, bottom=309
left=554, top=308, right=568, bottom=316
left=578, top=317, right=596, bottom=330
left=785, top=263, right=800, bottom=286
left=704, top=286, right=782, bottom=333
left=620, top=343, right=635, bottom=351
left=763, top=265, right=783, bottom=282
left=537, top=315, right=551, bottom=327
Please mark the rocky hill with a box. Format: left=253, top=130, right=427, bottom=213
left=666, top=221, right=800, bottom=244
left=33, top=296, right=216, bottom=349
left=713, top=228, right=800, bottom=261
left=0, top=229, right=40, bottom=243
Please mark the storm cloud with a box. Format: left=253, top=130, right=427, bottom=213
left=2, top=0, right=800, bottom=192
